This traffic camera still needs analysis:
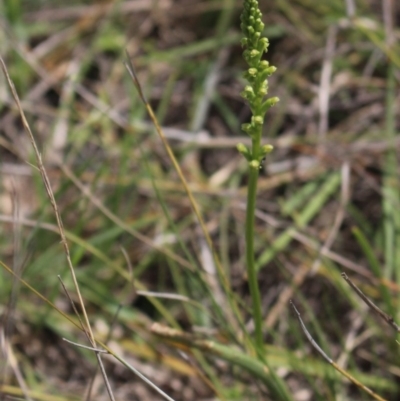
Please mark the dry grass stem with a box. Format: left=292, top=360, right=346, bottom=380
left=341, top=272, right=400, bottom=332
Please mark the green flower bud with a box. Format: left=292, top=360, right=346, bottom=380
left=237, top=143, right=252, bottom=161
left=249, top=49, right=260, bottom=58
left=258, top=87, right=267, bottom=97
left=248, top=68, right=257, bottom=76
left=261, top=144, right=274, bottom=154
left=241, top=123, right=252, bottom=133
left=257, top=40, right=268, bottom=53
left=252, top=115, right=264, bottom=125
left=249, top=160, right=260, bottom=170
left=268, top=96, right=279, bottom=106
left=261, top=96, right=280, bottom=114
left=241, top=85, right=255, bottom=101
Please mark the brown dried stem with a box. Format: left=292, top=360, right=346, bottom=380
left=341, top=272, right=400, bottom=332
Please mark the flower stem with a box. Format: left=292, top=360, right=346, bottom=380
left=245, top=153, right=264, bottom=351
left=239, top=0, right=278, bottom=356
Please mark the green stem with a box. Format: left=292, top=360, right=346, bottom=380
left=240, top=0, right=278, bottom=358
left=245, top=143, right=264, bottom=352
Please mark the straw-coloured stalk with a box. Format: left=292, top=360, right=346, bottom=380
left=341, top=272, right=400, bottom=332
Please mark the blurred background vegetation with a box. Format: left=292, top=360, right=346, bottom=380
left=1, top=0, right=400, bottom=400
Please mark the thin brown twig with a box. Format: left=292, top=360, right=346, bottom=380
left=290, top=301, right=331, bottom=363
left=341, top=272, right=400, bottom=332
left=58, top=276, right=90, bottom=338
